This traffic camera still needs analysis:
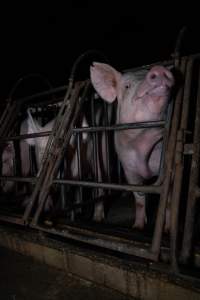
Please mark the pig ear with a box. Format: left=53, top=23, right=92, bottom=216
left=26, top=110, right=42, bottom=146
left=90, top=62, right=121, bottom=103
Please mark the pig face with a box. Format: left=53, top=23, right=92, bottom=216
left=90, top=63, right=174, bottom=124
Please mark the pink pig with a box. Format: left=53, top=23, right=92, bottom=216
left=90, top=62, right=174, bottom=229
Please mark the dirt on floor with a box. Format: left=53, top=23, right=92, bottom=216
left=0, top=246, right=136, bottom=300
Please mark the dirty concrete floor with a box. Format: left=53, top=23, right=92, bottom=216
left=0, top=246, right=134, bottom=300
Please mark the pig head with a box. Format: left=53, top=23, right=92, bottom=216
left=90, top=62, right=174, bottom=229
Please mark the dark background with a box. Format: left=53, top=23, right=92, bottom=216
left=0, top=2, right=200, bottom=100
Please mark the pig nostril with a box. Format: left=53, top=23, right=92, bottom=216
left=150, top=73, right=157, bottom=80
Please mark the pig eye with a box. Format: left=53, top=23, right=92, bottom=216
left=125, top=82, right=131, bottom=89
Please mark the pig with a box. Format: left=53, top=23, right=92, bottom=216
left=25, top=109, right=92, bottom=216
left=25, top=108, right=108, bottom=221
left=0, top=119, right=31, bottom=193
left=0, top=112, right=53, bottom=210
left=25, top=109, right=55, bottom=170
left=90, top=62, right=174, bottom=229
left=0, top=142, right=15, bottom=192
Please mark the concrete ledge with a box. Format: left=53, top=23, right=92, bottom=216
left=0, top=225, right=200, bottom=300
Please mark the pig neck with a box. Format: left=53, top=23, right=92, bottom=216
left=114, top=112, right=164, bottom=180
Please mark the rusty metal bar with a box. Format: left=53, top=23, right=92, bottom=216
left=181, top=64, right=200, bottom=263
left=151, top=57, right=187, bottom=259
left=53, top=179, right=161, bottom=193
left=103, top=102, right=111, bottom=183
left=77, top=131, right=83, bottom=210
left=29, top=81, right=90, bottom=226
left=32, top=223, right=156, bottom=260
left=91, top=95, right=99, bottom=199
left=0, top=121, right=166, bottom=143
left=170, top=57, right=194, bottom=271
left=0, top=176, right=36, bottom=183
left=22, top=79, right=78, bottom=222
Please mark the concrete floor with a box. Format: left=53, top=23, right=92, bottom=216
left=0, top=246, right=135, bottom=300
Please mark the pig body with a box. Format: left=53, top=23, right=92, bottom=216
left=1, top=119, right=31, bottom=193
left=1, top=142, right=15, bottom=192
left=90, top=63, right=174, bottom=229
left=25, top=109, right=105, bottom=220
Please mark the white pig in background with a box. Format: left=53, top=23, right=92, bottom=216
left=0, top=142, right=15, bottom=193
left=26, top=109, right=55, bottom=169
left=0, top=120, right=31, bottom=194
left=90, top=62, right=174, bottom=229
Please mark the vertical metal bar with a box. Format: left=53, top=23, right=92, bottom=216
left=170, top=58, right=194, bottom=271
left=117, top=160, right=122, bottom=184
left=30, top=82, right=89, bottom=226
left=91, top=95, right=98, bottom=199
left=103, top=102, right=111, bottom=184
left=77, top=132, right=83, bottom=210
left=151, top=58, right=187, bottom=260
left=60, top=158, right=67, bottom=210
left=22, top=79, right=76, bottom=222
left=181, top=64, right=200, bottom=263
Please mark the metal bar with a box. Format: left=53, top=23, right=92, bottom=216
left=30, top=81, right=90, bottom=226
left=151, top=58, right=187, bottom=259
left=59, top=158, right=67, bottom=210
left=0, top=214, right=26, bottom=225
left=77, top=131, right=83, bottom=211
left=170, top=57, right=194, bottom=271
left=22, top=78, right=77, bottom=222
left=7, top=85, right=68, bottom=106
left=0, top=175, right=161, bottom=193
left=181, top=64, right=200, bottom=263
left=0, top=121, right=166, bottom=143
left=91, top=95, right=98, bottom=199
left=0, top=176, right=36, bottom=183
left=53, top=179, right=161, bottom=193
left=73, top=121, right=166, bottom=132
left=103, top=102, right=111, bottom=183
left=32, top=223, right=156, bottom=260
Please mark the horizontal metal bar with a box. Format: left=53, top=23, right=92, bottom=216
left=32, top=223, right=157, bottom=261
left=72, top=121, right=166, bottom=133
left=0, top=120, right=166, bottom=142
left=0, top=176, right=36, bottom=183
left=53, top=179, right=161, bottom=193
left=6, top=85, right=68, bottom=106
left=0, top=131, right=52, bottom=142
left=0, top=214, right=25, bottom=225
left=0, top=175, right=161, bottom=194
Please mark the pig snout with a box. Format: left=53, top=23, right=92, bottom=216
left=146, top=66, right=174, bottom=90
left=136, top=66, right=174, bottom=99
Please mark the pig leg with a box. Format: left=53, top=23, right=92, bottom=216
left=133, top=192, right=147, bottom=229
left=93, top=198, right=105, bottom=222
left=164, top=194, right=171, bottom=233
left=123, top=169, right=147, bottom=229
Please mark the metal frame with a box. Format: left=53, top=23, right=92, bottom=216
left=0, top=53, right=200, bottom=276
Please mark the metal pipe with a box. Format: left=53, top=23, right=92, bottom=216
left=170, top=57, right=194, bottom=271
left=181, top=64, right=200, bottom=263
left=32, top=223, right=156, bottom=261
left=0, top=121, right=166, bottom=142
left=53, top=179, right=161, bottom=193
left=30, top=82, right=90, bottom=226
left=0, top=176, right=36, bottom=183
left=151, top=58, right=187, bottom=259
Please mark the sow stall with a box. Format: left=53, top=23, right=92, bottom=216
left=0, top=51, right=200, bottom=298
